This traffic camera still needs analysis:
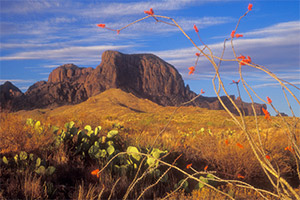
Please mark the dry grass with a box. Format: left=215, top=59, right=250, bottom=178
left=51, top=144, right=69, bottom=165
left=0, top=112, right=54, bottom=154
left=23, top=171, right=43, bottom=200
left=1, top=89, right=299, bottom=199
left=165, top=186, right=279, bottom=200
left=74, top=182, right=104, bottom=200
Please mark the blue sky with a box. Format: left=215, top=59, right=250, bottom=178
left=0, top=0, right=299, bottom=116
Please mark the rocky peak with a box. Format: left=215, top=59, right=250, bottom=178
left=92, top=51, right=188, bottom=105
left=0, top=81, right=23, bottom=111
left=0, top=81, right=23, bottom=98
left=48, top=64, right=93, bottom=84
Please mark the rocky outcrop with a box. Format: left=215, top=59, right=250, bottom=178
left=88, top=51, right=191, bottom=105
left=0, top=51, right=266, bottom=115
left=21, top=51, right=191, bottom=109
left=0, top=81, right=23, bottom=111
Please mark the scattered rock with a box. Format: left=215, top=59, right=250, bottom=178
left=276, top=112, right=288, bottom=117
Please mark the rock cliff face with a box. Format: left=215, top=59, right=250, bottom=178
left=22, top=64, right=93, bottom=109
left=0, top=50, right=265, bottom=115
left=89, top=51, right=191, bottom=105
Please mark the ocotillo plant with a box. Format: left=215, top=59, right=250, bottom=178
left=98, top=3, right=300, bottom=199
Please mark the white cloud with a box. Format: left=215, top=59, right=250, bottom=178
left=19, top=86, right=30, bottom=90
left=0, top=79, right=36, bottom=84
left=42, top=65, right=61, bottom=68
left=80, top=0, right=198, bottom=17
left=0, top=0, right=226, bottom=17
left=0, top=0, right=61, bottom=14
left=252, top=81, right=300, bottom=89
left=50, top=17, right=77, bottom=24
left=0, top=45, right=133, bottom=61
left=245, top=21, right=300, bottom=37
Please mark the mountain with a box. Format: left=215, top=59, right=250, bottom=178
left=0, top=50, right=266, bottom=115
left=0, top=81, right=23, bottom=111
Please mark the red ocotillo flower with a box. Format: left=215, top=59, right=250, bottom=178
left=246, top=56, right=251, bottom=62
left=231, top=31, right=243, bottom=38
left=186, top=163, right=192, bottom=169
left=201, top=89, right=205, bottom=94
left=235, top=34, right=243, bottom=38
left=265, top=155, right=271, bottom=160
left=236, top=143, right=244, bottom=149
left=237, top=174, right=245, bottom=179
left=237, top=55, right=246, bottom=60
left=241, top=56, right=251, bottom=65
left=91, top=169, right=100, bottom=178
left=204, top=165, right=208, bottom=171
left=144, top=8, right=154, bottom=15
left=248, top=3, right=253, bottom=11
left=195, top=52, right=200, bottom=57
left=188, top=66, right=195, bottom=75
left=267, top=96, right=272, bottom=104
left=194, top=24, right=199, bottom=33
left=285, top=146, right=295, bottom=153
left=232, top=80, right=240, bottom=84
left=225, top=139, right=229, bottom=146
left=262, top=107, right=271, bottom=121
left=231, top=30, right=236, bottom=38
left=97, top=24, right=106, bottom=28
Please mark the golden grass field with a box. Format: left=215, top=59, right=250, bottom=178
left=1, top=89, right=299, bottom=199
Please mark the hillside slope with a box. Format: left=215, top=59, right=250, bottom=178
left=16, top=88, right=234, bottom=132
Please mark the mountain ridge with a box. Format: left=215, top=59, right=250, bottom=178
left=0, top=50, right=266, bottom=115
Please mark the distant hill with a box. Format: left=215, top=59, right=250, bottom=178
left=23, top=88, right=163, bottom=118
left=15, top=88, right=232, bottom=132
left=0, top=50, right=265, bottom=115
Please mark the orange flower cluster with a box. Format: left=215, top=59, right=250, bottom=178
left=262, top=107, right=271, bottom=121
left=235, top=34, right=243, bottom=38
left=237, top=55, right=251, bottom=65
left=195, top=52, right=200, bottom=57
left=186, top=163, right=192, bottom=169
left=248, top=3, right=253, bottom=11
left=231, top=30, right=243, bottom=38
left=285, top=146, right=295, bottom=153
left=97, top=24, right=105, bottom=28
left=204, top=165, right=208, bottom=171
left=237, top=174, right=245, bottom=179
left=200, top=89, right=205, bottom=94
left=237, top=55, right=245, bottom=60
left=231, top=30, right=235, bottom=38
left=265, top=155, right=271, bottom=160
left=188, top=66, right=195, bottom=75
left=236, top=143, right=244, bottom=149
left=225, top=139, right=229, bottom=146
left=194, top=24, right=199, bottom=33
left=91, top=169, right=100, bottom=178
left=267, top=96, right=272, bottom=104
left=232, top=80, right=240, bottom=84
left=144, top=8, right=154, bottom=15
